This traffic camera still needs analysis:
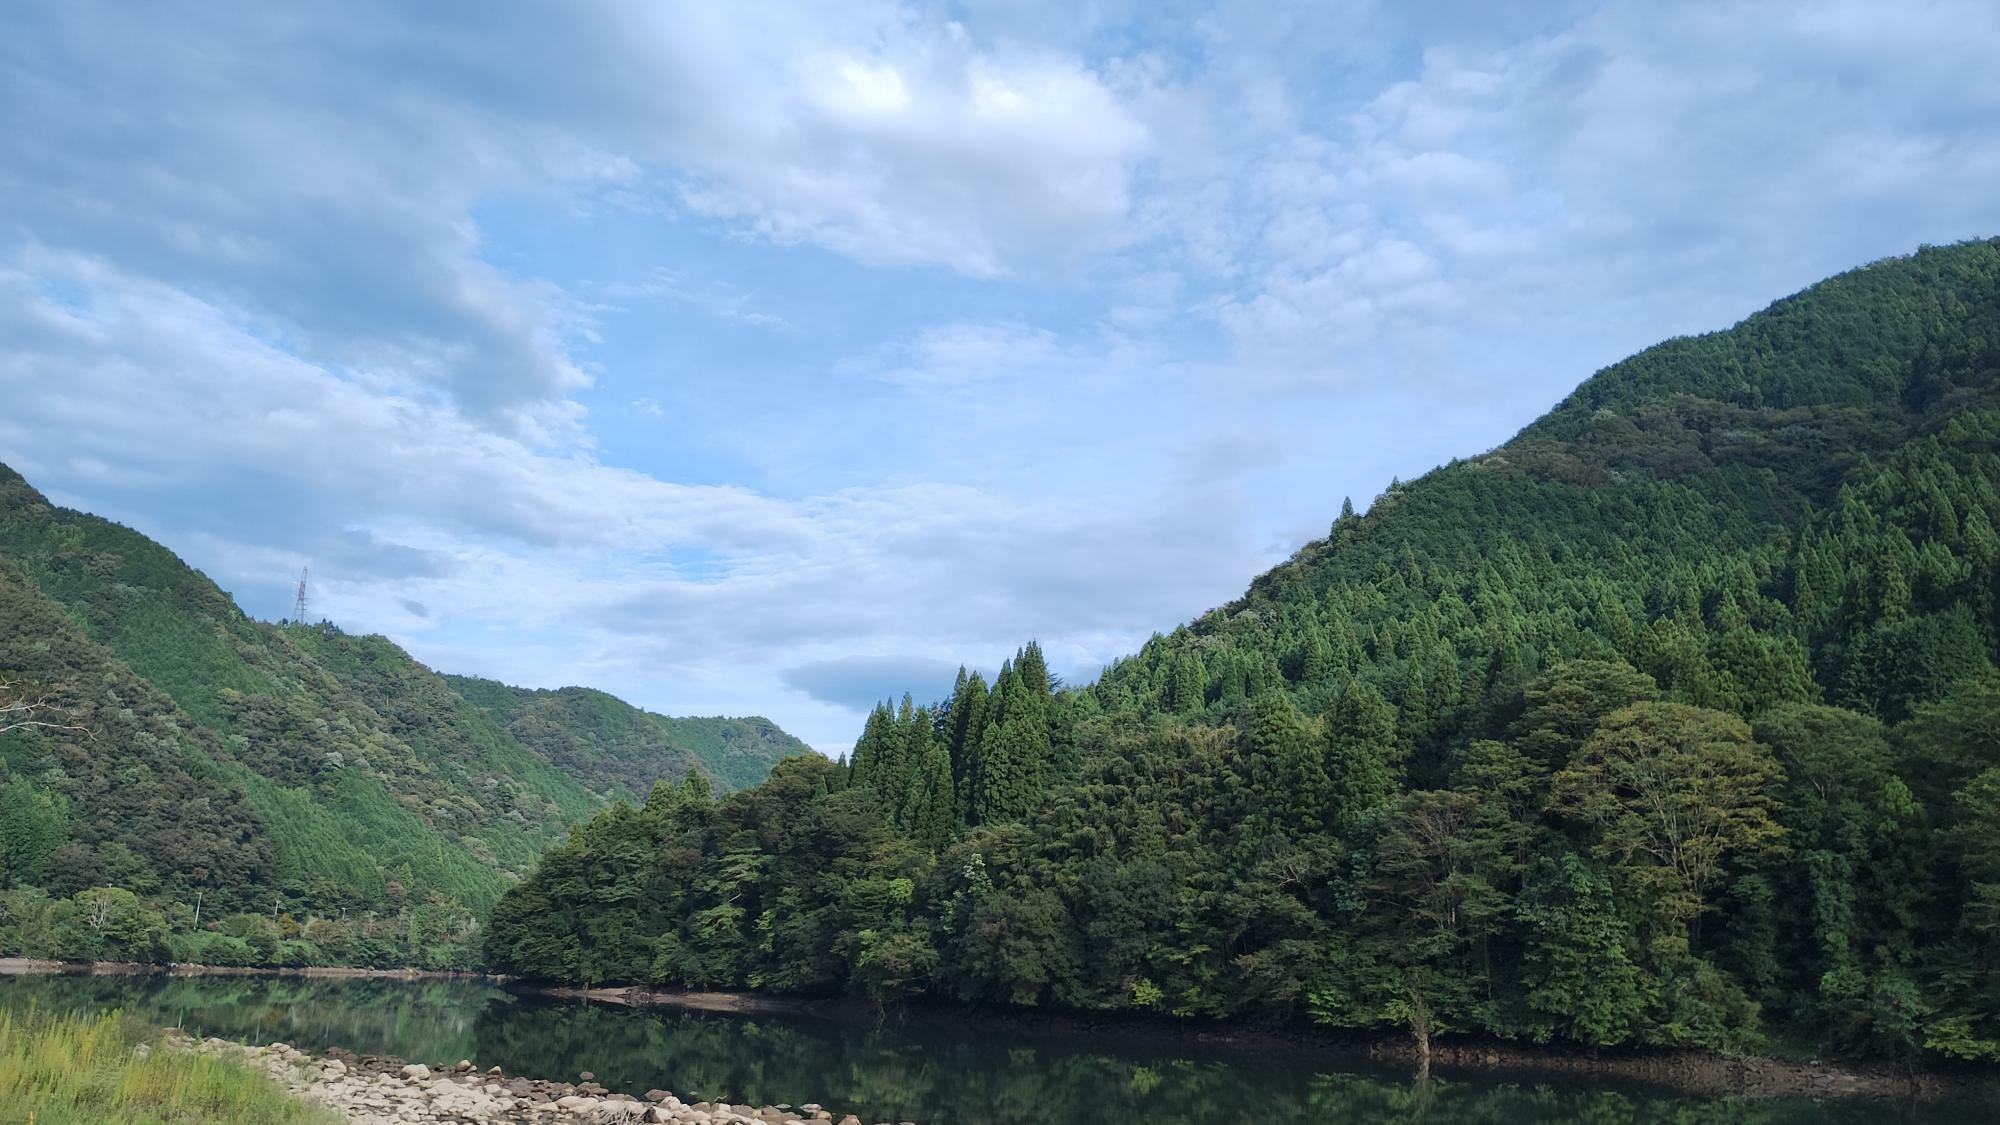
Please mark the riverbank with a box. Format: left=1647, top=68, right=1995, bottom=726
left=535, top=983, right=864, bottom=1018
left=190, top=1035, right=882, bottom=1124
left=12, top=963, right=1994, bottom=1109
left=0, top=1007, right=340, bottom=1125
left=0, top=956, right=508, bottom=981
left=533, top=982, right=1999, bottom=1105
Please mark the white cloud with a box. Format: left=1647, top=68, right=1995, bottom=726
left=841, top=321, right=1068, bottom=390
left=607, top=4, right=1152, bottom=275
left=597, top=270, right=793, bottom=332
left=1109, top=0, right=2000, bottom=397
left=0, top=1, right=1153, bottom=441
left=0, top=254, right=800, bottom=555
left=0, top=252, right=1262, bottom=748
left=4, top=0, right=1999, bottom=752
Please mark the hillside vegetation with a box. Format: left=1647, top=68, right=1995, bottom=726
left=489, top=238, right=2000, bottom=1063
left=447, top=677, right=812, bottom=798
left=0, top=473, right=803, bottom=968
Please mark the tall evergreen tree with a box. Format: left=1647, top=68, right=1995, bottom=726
left=1324, top=681, right=1400, bottom=824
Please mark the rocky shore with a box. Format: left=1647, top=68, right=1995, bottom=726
left=172, top=1034, right=901, bottom=1125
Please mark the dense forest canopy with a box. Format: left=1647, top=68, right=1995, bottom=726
left=489, top=238, right=2000, bottom=1062
left=446, top=677, right=812, bottom=797
left=0, top=476, right=805, bottom=969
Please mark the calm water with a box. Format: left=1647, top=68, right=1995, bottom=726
left=0, top=974, right=1981, bottom=1124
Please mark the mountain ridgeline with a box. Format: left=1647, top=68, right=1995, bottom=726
left=488, top=239, right=2000, bottom=1063
left=445, top=678, right=812, bottom=797
left=0, top=476, right=804, bottom=968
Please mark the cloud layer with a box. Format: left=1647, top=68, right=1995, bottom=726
left=3, top=0, right=1998, bottom=749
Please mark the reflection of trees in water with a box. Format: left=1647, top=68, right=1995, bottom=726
left=468, top=1002, right=1910, bottom=1125
left=470, top=1001, right=1324, bottom=1122
left=0, top=976, right=509, bottom=1063
left=1, top=979, right=1969, bottom=1125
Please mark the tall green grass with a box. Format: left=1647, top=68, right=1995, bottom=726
left=0, top=1006, right=339, bottom=1125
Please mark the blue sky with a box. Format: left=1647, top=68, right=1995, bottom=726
left=4, top=1, right=1999, bottom=750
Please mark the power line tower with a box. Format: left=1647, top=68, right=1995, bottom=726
left=292, top=567, right=310, bottom=625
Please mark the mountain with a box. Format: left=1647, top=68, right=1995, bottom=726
left=489, top=238, right=2000, bottom=1064
left=0, top=468, right=804, bottom=968
left=445, top=676, right=811, bottom=798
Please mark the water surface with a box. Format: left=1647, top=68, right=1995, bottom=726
left=0, top=974, right=1979, bottom=1124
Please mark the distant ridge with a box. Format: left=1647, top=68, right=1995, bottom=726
left=446, top=675, right=813, bottom=798
left=0, top=466, right=807, bottom=969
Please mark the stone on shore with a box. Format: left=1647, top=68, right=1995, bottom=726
left=174, top=1036, right=876, bottom=1124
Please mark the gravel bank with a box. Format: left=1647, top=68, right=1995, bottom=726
left=175, top=1034, right=902, bottom=1125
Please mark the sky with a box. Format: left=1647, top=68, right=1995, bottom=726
left=3, top=1, right=1999, bottom=752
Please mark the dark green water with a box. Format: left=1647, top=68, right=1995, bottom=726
left=0, top=974, right=1982, bottom=1124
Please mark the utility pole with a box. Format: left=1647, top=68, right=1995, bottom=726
left=292, top=566, right=310, bottom=625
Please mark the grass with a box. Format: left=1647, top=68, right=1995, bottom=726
left=0, top=1006, right=341, bottom=1125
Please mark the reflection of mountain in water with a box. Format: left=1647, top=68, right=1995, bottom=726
left=0, top=974, right=505, bottom=1063
left=0, top=974, right=1980, bottom=1125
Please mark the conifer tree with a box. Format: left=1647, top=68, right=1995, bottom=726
left=970, top=648, right=1055, bottom=824
left=947, top=669, right=992, bottom=820
left=1166, top=649, right=1206, bottom=714
left=1249, top=692, right=1329, bottom=834
left=884, top=693, right=920, bottom=823
left=847, top=702, right=894, bottom=792
left=679, top=771, right=713, bottom=808
left=1017, top=641, right=1053, bottom=696
left=1325, top=680, right=1400, bottom=824
left=1299, top=630, right=1332, bottom=686
left=909, top=733, right=958, bottom=853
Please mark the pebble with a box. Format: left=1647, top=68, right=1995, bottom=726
left=165, top=1034, right=882, bottom=1124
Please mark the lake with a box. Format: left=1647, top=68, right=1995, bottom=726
left=0, top=974, right=1982, bottom=1124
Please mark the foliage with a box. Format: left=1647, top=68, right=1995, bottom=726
left=0, top=463, right=802, bottom=969
left=447, top=676, right=810, bottom=798
left=493, top=239, right=2000, bottom=1061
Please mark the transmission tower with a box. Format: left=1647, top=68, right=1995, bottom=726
left=292, top=567, right=310, bottom=625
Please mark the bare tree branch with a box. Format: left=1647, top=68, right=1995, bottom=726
left=0, top=677, right=95, bottom=739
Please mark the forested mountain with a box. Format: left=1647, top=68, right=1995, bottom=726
left=0, top=469, right=803, bottom=968
left=446, top=677, right=812, bottom=798
left=489, top=238, right=2000, bottom=1064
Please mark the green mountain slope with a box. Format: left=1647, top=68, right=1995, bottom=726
left=0, top=560, right=273, bottom=897
left=490, top=238, right=2000, bottom=1063
left=446, top=677, right=811, bottom=799
left=0, top=468, right=801, bottom=967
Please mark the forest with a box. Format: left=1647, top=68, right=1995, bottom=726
left=0, top=470, right=804, bottom=969
left=487, top=238, right=2000, bottom=1063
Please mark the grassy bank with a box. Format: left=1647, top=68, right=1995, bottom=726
left=0, top=1006, right=338, bottom=1125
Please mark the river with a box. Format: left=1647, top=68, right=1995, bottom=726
left=0, top=974, right=1982, bottom=1123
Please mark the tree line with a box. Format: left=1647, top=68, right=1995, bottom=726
left=488, top=240, right=2000, bottom=1063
